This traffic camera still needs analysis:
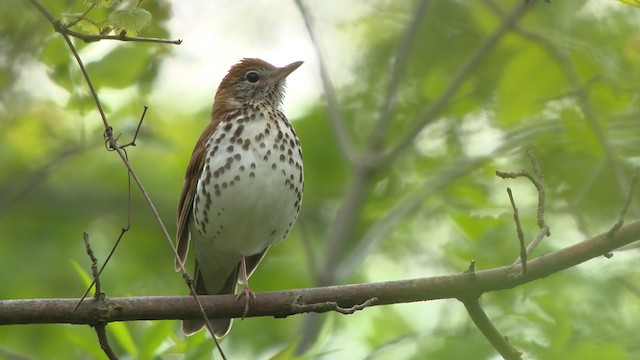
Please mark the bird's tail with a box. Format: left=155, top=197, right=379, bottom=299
left=182, top=262, right=238, bottom=337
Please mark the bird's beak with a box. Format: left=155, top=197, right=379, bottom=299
left=272, top=61, right=304, bottom=82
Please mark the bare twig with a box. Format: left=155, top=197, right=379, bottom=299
left=496, top=150, right=550, bottom=262
left=525, top=149, right=548, bottom=232
left=95, top=325, right=119, bottom=360
left=82, top=233, right=118, bottom=360
left=75, top=228, right=129, bottom=311
left=30, top=0, right=181, bottom=45
left=112, top=106, right=148, bottom=149
left=496, top=152, right=548, bottom=233
left=506, top=188, right=527, bottom=274
left=65, top=28, right=182, bottom=45
left=462, top=297, right=522, bottom=360
left=76, top=134, right=136, bottom=311
left=607, top=168, right=640, bottom=239
left=515, top=226, right=549, bottom=267
left=30, top=0, right=223, bottom=355
left=82, top=232, right=101, bottom=296
left=64, top=3, right=95, bottom=29
left=293, top=0, right=359, bottom=165
left=467, top=260, right=476, bottom=273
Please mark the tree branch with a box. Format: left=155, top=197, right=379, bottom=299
left=29, top=0, right=181, bottom=45
left=462, top=297, right=522, bottom=360
left=3, top=216, right=640, bottom=325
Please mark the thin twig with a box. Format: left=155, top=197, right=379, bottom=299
left=83, top=233, right=118, bottom=359
left=76, top=132, right=136, bottom=311
left=61, top=32, right=224, bottom=356
left=607, top=167, right=640, bottom=239
left=75, top=228, right=129, bottom=311
left=293, top=0, right=358, bottom=166
left=467, top=260, right=476, bottom=273
left=462, top=297, right=522, bottom=360
left=112, top=106, right=148, bottom=149
left=64, top=3, right=95, bottom=28
left=525, top=150, right=548, bottom=233
left=30, top=0, right=181, bottom=45
left=64, top=28, right=183, bottom=45
left=82, top=232, right=101, bottom=296
left=30, top=0, right=224, bottom=356
left=514, top=226, right=549, bottom=267
left=95, top=324, right=119, bottom=360
left=497, top=151, right=550, bottom=263
left=506, top=188, right=527, bottom=274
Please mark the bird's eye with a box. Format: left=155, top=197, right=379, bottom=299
left=245, top=71, right=260, bottom=83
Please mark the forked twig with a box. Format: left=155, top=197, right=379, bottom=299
left=82, top=233, right=118, bottom=359
left=30, top=1, right=224, bottom=357
left=30, top=0, right=181, bottom=45
left=496, top=150, right=550, bottom=267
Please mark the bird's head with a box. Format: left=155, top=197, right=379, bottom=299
left=212, top=58, right=303, bottom=115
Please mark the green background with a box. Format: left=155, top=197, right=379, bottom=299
left=1, top=1, right=639, bottom=359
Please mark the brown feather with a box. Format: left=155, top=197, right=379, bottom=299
left=175, top=120, right=221, bottom=270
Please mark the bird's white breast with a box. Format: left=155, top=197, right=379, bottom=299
left=191, top=107, right=303, bottom=257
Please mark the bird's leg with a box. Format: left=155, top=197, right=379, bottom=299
left=235, top=256, right=256, bottom=319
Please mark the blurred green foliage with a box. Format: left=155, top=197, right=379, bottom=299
left=1, top=0, right=640, bottom=359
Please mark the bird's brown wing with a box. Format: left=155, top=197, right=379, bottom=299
left=175, top=119, right=221, bottom=270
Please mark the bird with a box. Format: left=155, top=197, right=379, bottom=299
left=175, top=58, right=304, bottom=337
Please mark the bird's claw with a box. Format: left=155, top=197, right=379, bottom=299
left=235, top=283, right=256, bottom=319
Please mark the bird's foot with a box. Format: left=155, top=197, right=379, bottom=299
left=235, top=283, right=256, bottom=319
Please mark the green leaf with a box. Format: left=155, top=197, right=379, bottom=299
left=70, top=259, right=93, bottom=288
left=495, top=46, right=564, bottom=125
left=269, top=338, right=302, bottom=360
left=85, top=45, right=149, bottom=89
left=85, top=0, right=123, bottom=9
left=108, top=322, right=138, bottom=357
left=108, top=8, right=152, bottom=34
left=140, top=321, right=174, bottom=359
left=618, top=0, right=640, bottom=8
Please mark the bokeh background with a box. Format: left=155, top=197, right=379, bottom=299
left=1, top=0, right=640, bottom=359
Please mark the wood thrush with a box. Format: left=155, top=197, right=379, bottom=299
left=175, top=58, right=304, bottom=337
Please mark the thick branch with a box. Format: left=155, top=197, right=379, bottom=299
left=3, top=217, right=640, bottom=325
